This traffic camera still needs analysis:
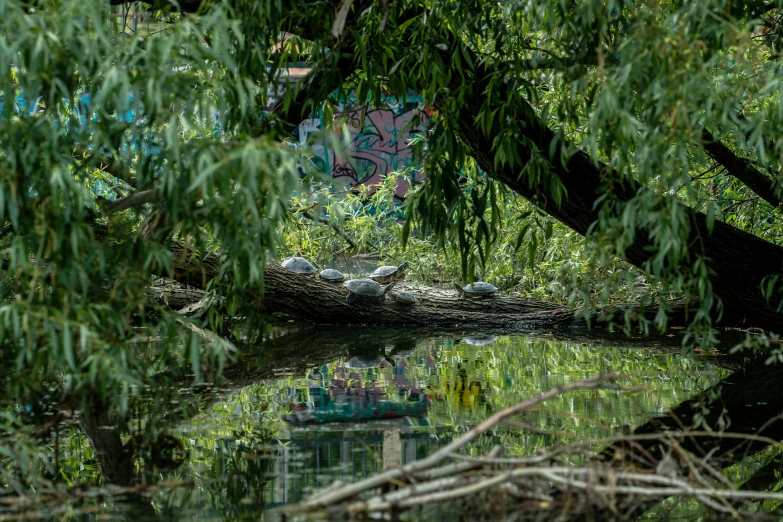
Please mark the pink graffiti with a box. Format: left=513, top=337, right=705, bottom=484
left=329, top=106, right=427, bottom=198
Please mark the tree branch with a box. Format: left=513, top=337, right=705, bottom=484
left=702, top=129, right=783, bottom=208
left=100, top=189, right=157, bottom=214
left=433, top=37, right=783, bottom=331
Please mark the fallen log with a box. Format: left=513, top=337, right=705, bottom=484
left=155, top=233, right=701, bottom=329
left=260, top=264, right=573, bottom=328
left=162, top=241, right=575, bottom=327
left=168, top=255, right=663, bottom=328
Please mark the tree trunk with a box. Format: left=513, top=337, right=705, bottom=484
left=439, top=41, right=783, bottom=332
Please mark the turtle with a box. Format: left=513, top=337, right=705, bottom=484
left=281, top=256, right=317, bottom=275
left=343, top=278, right=396, bottom=304
left=391, top=290, right=417, bottom=305
left=454, top=281, right=498, bottom=298
left=345, top=355, right=392, bottom=369
left=369, top=261, right=409, bottom=284
left=319, top=268, right=345, bottom=282
left=463, top=335, right=498, bottom=346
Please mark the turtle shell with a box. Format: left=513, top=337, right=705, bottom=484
left=282, top=257, right=317, bottom=274
left=344, top=278, right=386, bottom=297
left=372, top=265, right=398, bottom=277
left=369, top=262, right=408, bottom=283
left=461, top=282, right=498, bottom=295
left=370, top=265, right=399, bottom=282
left=319, top=268, right=345, bottom=282
left=392, top=290, right=417, bottom=304
left=464, top=335, right=498, bottom=346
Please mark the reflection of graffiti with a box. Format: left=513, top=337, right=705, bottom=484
left=283, top=354, right=431, bottom=424
left=297, top=97, right=429, bottom=199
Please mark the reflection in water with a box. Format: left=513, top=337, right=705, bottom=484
left=284, top=353, right=430, bottom=424
left=463, top=335, right=498, bottom=346
left=28, top=330, right=777, bottom=521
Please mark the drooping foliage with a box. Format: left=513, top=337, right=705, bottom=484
left=3, top=0, right=783, bottom=493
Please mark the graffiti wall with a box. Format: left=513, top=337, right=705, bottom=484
left=12, top=70, right=430, bottom=201
left=296, top=94, right=429, bottom=199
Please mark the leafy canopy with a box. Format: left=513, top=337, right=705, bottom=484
left=2, top=0, right=783, bottom=489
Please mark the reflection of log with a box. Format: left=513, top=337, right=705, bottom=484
left=255, top=323, right=748, bottom=354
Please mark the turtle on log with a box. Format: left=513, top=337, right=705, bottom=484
left=281, top=257, right=318, bottom=275
left=319, top=268, right=345, bottom=282
left=369, top=262, right=409, bottom=284
left=343, top=279, right=396, bottom=305
left=454, top=281, right=498, bottom=298
left=391, top=290, right=417, bottom=305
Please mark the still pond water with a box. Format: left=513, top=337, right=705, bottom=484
left=50, top=329, right=737, bottom=521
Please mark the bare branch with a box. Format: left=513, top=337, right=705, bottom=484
left=100, top=189, right=157, bottom=214
left=330, top=0, right=355, bottom=38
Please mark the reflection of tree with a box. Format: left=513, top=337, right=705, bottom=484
left=79, top=395, right=134, bottom=487
left=42, top=327, right=753, bottom=519
left=432, top=363, right=489, bottom=413
left=559, top=356, right=783, bottom=521
left=202, top=426, right=276, bottom=522
left=60, top=330, right=350, bottom=488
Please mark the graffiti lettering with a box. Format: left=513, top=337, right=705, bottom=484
left=298, top=100, right=428, bottom=199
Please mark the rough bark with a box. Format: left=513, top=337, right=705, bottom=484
left=145, top=278, right=206, bottom=310
left=260, top=271, right=574, bottom=328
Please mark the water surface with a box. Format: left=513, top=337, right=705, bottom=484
left=43, top=330, right=739, bottom=520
